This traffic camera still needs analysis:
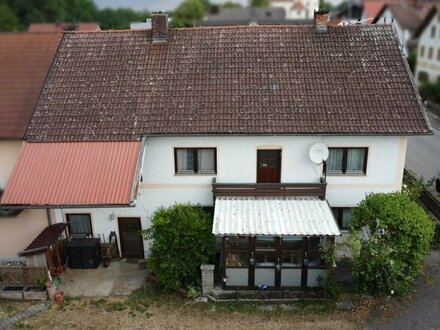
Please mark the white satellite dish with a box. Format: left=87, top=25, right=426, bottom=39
left=309, top=143, right=329, bottom=165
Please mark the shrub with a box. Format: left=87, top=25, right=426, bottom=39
left=350, top=192, right=435, bottom=296
left=143, top=204, right=215, bottom=292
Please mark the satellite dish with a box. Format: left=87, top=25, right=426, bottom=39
left=309, top=143, right=329, bottom=165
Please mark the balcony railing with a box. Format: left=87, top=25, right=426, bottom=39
left=212, top=177, right=327, bottom=200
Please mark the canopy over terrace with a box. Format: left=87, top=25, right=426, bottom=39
left=213, top=196, right=341, bottom=237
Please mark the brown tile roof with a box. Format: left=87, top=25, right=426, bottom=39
left=22, top=223, right=67, bottom=256
left=28, top=23, right=100, bottom=32
left=373, top=3, right=425, bottom=29
left=0, top=33, right=60, bottom=139
left=25, top=25, right=430, bottom=142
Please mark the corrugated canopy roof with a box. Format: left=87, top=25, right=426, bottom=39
left=1, top=141, right=142, bottom=207
left=213, top=196, right=340, bottom=236
left=25, top=24, right=430, bottom=142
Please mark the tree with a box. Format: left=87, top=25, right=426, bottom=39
left=98, top=8, right=149, bottom=30
left=349, top=192, right=435, bottom=296
left=143, top=204, right=215, bottom=292
left=419, top=79, right=440, bottom=104
left=0, top=4, right=18, bottom=31
left=222, top=1, right=242, bottom=8
left=407, top=50, right=417, bottom=74
left=251, top=0, right=270, bottom=7
left=319, top=0, right=334, bottom=12
left=171, top=0, right=206, bottom=27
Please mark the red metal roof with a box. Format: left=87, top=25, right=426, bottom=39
left=1, top=141, right=142, bottom=207
left=21, top=223, right=67, bottom=256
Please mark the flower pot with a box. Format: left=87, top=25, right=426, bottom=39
left=54, top=290, right=65, bottom=304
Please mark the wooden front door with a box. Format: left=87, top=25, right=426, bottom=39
left=118, top=218, right=144, bottom=259
left=257, top=150, right=281, bottom=183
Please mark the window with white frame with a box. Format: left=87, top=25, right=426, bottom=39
left=327, top=147, right=367, bottom=175
left=66, top=214, right=92, bottom=237
left=174, top=148, right=216, bottom=174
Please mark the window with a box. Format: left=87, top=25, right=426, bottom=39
left=331, top=207, right=353, bottom=230
left=66, top=214, right=92, bottom=237
left=421, top=46, right=425, bottom=57
left=308, top=237, right=325, bottom=267
left=174, top=148, right=216, bottom=174
left=429, top=47, right=434, bottom=59
left=418, top=71, right=429, bottom=82
left=437, top=49, right=440, bottom=61
left=432, top=26, right=437, bottom=38
left=327, top=148, right=367, bottom=174
left=225, top=236, right=249, bottom=267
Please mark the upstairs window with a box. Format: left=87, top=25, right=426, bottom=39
left=327, top=147, right=367, bottom=175
left=429, top=47, right=434, bottom=59
left=421, top=46, right=425, bottom=57
left=66, top=213, right=92, bottom=237
left=174, top=148, right=216, bottom=174
left=432, top=26, right=437, bottom=38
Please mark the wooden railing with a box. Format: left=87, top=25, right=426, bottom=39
left=212, top=177, right=327, bottom=200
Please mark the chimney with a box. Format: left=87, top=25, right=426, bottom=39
left=151, top=12, right=168, bottom=43
left=314, top=11, right=329, bottom=33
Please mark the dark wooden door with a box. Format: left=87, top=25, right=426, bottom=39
left=118, top=218, right=144, bottom=259
left=257, top=150, right=281, bottom=183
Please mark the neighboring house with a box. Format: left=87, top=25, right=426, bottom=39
left=332, top=0, right=364, bottom=22
left=271, top=0, right=319, bottom=20
left=28, top=23, right=100, bottom=32
left=0, top=32, right=60, bottom=262
left=414, top=5, right=440, bottom=85
left=1, top=13, right=431, bottom=289
left=196, top=7, right=310, bottom=26
left=372, top=4, right=428, bottom=55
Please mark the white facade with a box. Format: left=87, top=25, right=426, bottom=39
left=271, top=0, right=318, bottom=20
left=415, top=11, right=440, bottom=85
left=0, top=141, right=48, bottom=261
left=55, top=135, right=407, bottom=257
left=375, top=8, right=411, bottom=55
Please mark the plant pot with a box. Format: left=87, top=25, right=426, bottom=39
left=54, top=290, right=65, bottom=304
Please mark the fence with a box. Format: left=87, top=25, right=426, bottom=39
left=0, top=266, right=47, bottom=287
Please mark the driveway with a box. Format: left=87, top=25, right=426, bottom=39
left=366, top=250, right=440, bottom=329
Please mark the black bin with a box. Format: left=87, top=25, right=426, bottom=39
left=68, top=238, right=101, bottom=269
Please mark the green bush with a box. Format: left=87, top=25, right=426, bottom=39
left=143, top=204, right=215, bottom=292
left=350, top=192, right=435, bottom=296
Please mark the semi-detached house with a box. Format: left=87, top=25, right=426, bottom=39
left=1, top=12, right=431, bottom=289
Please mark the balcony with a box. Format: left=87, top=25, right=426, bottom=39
left=212, top=177, right=327, bottom=200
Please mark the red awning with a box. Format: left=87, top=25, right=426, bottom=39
left=1, top=141, right=143, bottom=207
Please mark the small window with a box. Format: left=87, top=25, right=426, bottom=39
left=418, top=71, right=429, bottom=82
left=429, top=47, right=434, bottom=59
left=66, top=214, right=92, bottom=237
left=331, top=207, right=353, bottom=230
left=431, top=26, right=437, bottom=38
left=327, top=148, right=367, bottom=175
left=174, top=148, right=216, bottom=174
left=421, top=46, right=425, bottom=57
left=437, top=49, right=440, bottom=61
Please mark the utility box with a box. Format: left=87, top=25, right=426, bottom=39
left=68, top=238, right=101, bottom=269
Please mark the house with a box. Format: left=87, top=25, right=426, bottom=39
left=0, top=32, right=60, bottom=262
left=372, top=3, right=429, bottom=55
left=271, top=0, right=319, bottom=20
left=28, top=23, right=100, bottom=32
left=197, top=7, right=287, bottom=25
left=1, top=12, right=431, bottom=289
left=414, top=5, right=440, bottom=85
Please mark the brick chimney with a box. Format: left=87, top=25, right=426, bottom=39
left=151, top=12, right=168, bottom=43
left=314, top=11, right=329, bottom=33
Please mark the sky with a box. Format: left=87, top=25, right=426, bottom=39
left=94, top=0, right=248, bottom=11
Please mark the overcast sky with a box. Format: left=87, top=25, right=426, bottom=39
left=94, top=0, right=248, bottom=11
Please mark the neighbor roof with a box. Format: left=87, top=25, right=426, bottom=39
left=25, top=25, right=430, bottom=142
left=28, top=23, right=100, bottom=32
left=0, top=33, right=60, bottom=139
left=372, top=4, right=426, bottom=29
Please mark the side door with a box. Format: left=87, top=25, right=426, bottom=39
left=118, top=217, right=144, bottom=259
left=257, top=150, right=281, bottom=183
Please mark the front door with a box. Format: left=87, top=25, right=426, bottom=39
left=257, top=150, right=281, bottom=183
left=118, top=217, right=144, bottom=259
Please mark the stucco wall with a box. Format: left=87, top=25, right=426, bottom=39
left=55, top=135, right=407, bottom=257
left=0, top=141, right=49, bottom=261
left=415, top=11, right=440, bottom=85
left=0, top=209, right=48, bottom=261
